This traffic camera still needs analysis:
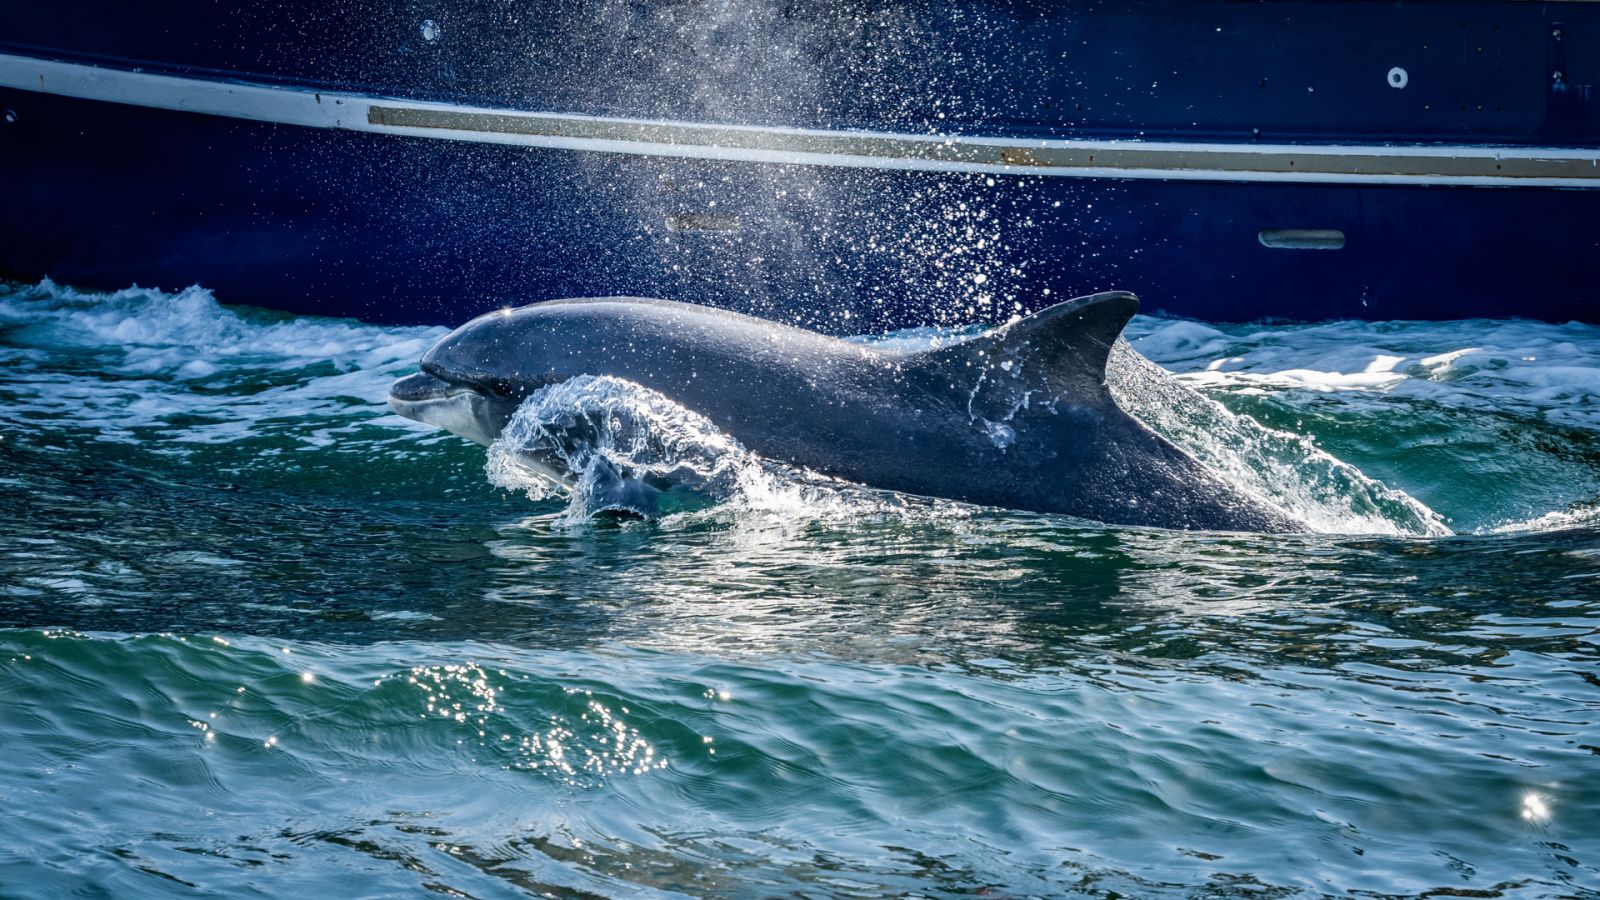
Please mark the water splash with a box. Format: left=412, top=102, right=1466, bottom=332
left=485, top=375, right=887, bottom=523
left=1108, top=340, right=1450, bottom=536
left=485, top=375, right=750, bottom=518
left=483, top=375, right=976, bottom=530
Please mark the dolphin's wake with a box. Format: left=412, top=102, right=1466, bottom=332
left=485, top=367, right=1447, bottom=536
left=1106, top=341, right=1451, bottom=537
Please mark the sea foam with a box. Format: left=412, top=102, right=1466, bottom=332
left=0, top=279, right=444, bottom=448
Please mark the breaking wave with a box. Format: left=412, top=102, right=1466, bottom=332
left=484, top=375, right=926, bottom=525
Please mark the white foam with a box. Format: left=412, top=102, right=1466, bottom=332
left=1488, top=501, right=1600, bottom=535
left=0, top=279, right=445, bottom=448
left=1127, top=315, right=1600, bottom=431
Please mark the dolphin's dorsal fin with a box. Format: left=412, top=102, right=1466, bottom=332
left=907, top=292, right=1138, bottom=398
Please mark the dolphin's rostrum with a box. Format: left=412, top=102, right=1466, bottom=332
left=389, top=292, right=1302, bottom=532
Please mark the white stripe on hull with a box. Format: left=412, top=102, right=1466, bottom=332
left=4, top=53, right=1599, bottom=188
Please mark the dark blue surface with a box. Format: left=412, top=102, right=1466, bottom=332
left=5, top=0, right=1599, bottom=145
left=3, top=85, right=1598, bottom=328
left=4, top=0, right=1600, bottom=326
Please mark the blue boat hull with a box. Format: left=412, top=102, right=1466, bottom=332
left=3, top=0, right=1599, bottom=328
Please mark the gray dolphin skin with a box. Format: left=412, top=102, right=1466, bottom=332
left=389, top=292, right=1302, bottom=532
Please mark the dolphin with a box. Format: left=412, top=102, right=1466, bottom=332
left=388, top=292, right=1302, bottom=532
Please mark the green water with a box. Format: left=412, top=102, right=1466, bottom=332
left=2, top=281, right=1598, bottom=897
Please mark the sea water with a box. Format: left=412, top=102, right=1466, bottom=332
left=1, top=279, right=1597, bottom=897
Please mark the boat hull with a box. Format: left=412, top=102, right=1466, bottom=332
left=3, top=0, right=1598, bottom=327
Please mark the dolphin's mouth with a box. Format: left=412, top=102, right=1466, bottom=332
left=389, top=371, right=478, bottom=404
left=388, top=371, right=500, bottom=446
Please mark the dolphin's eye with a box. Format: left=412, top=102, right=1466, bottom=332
left=487, top=379, right=517, bottom=400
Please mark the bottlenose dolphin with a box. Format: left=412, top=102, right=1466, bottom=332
left=389, top=292, right=1302, bottom=532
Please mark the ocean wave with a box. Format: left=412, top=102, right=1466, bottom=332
left=3, top=628, right=1594, bottom=897
left=0, top=279, right=444, bottom=449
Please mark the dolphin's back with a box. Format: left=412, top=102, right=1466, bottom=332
left=895, top=291, right=1137, bottom=401
left=528, top=297, right=875, bottom=361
